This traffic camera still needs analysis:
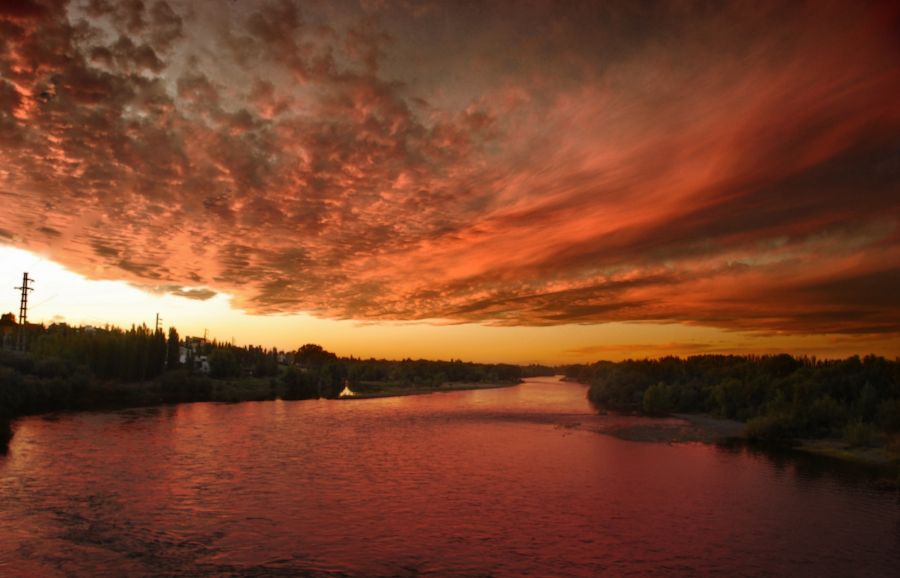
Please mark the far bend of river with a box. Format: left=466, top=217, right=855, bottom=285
left=1, top=378, right=898, bottom=577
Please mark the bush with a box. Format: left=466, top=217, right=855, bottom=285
left=714, top=378, right=746, bottom=419
left=319, top=362, right=347, bottom=399
left=844, top=420, right=878, bottom=447
left=0, top=367, right=25, bottom=416
left=642, top=382, right=675, bottom=416
left=33, top=357, right=75, bottom=379
left=745, top=413, right=797, bottom=442
left=805, top=396, right=848, bottom=437
left=160, top=369, right=212, bottom=403
left=209, top=349, right=241, bottom=379
left=876, top=399, right=900, bottom=432
left=0, top=350, right=34, bottom=373
left=281, top=366, right=318, bottom=400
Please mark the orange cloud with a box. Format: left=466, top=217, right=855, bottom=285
left=0, top=0, right=898, bottom=339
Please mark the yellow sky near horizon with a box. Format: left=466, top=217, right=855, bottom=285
left=2, top=245, right=897, bottom=364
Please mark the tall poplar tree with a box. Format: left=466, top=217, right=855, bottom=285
left=166, top=327, right=180, bottom=371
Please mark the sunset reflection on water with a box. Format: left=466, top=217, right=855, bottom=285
left=1, top=378, right=897, bottom=577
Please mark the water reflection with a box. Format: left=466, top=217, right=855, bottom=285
left=0, top=378, right=897, bottom=577
left=711, top=438, right=896, bottom=494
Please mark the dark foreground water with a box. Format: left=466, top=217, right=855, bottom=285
left=1, top=377, right=897, bottom=577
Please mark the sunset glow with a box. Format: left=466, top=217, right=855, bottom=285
left=1, top=0, right=899, bottom=362
left=3, top=4, right=900, bottom=576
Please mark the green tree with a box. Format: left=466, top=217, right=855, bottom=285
left=209, top=348, right=240, bottom=379
left=318, top=361, right=347, bottom=399
left=642, top=382, right=675, bottom=416
left=281, top=365, right=318, bottom=400
left=855, top=381, right=878, bottom=421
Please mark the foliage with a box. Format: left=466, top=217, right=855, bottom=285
left=160, top=369, right=212, bottom=403
left=30, top=324, right=166, bottom=381
left=209, top=348, right=241, bottom=379
left=570, top=354, right=900, bottom=443
left=642, top=382, right=675, bottom=416
left=344, top=356, right=522, bottom=390
left=744, top=413, right=797, bottom=442
left=520, top=364, right=558, bottom=377
left=0, top=352, right=89, bottom=418
left=166, top=327, right=180, bottom=371
left=844, top=420, right=878, bottom=448
left=1, top=330, right=529, bottom=425
left=281, top=365, right=318, bottom=400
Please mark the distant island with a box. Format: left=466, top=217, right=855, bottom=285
left=1, top=319, right=553, bottom=452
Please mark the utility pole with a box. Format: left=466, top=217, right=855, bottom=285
left=14, top=272, right=34, bottom=351
left=155, top=312, right=162, bottom=333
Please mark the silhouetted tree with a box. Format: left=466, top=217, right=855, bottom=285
left=576, top=353, right=900, bottom=443
left=209, top=348, right=240, bottom=379
left=642, top=382, right=675, bottom=416
left=281, top=365, right=318, bottom=400
left=295, top=343, right=337, bottom=368
left=166, top=327, right=180, bottom=371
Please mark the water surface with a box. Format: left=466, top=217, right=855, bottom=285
left=1, top=377, right=897, bottom=577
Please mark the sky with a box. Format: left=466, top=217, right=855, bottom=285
left=0, top=0, right=899, bottom=364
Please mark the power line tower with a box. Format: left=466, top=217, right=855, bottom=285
left=155, top=312, right=163, bottom=333
left=14, top=272, right=34, bottom=351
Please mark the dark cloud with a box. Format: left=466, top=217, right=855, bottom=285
left=169, top=287, right=216, bottom=300
left=0, top=0, right=898, bottom=337
left=0, top=0, right=47, bottom=21
left=37, top=226, right=61, bottom=237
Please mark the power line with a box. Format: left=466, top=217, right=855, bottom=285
left=14, top=272, right=34, bottom=351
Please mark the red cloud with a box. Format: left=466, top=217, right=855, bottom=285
left=0, top=0, right=898, bottom=337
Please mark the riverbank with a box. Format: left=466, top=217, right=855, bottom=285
left=590, top=409, right=899, bottom=475
left=590, top=412, right=745, bottom=444
left=0, top=376, right=522, bottom=452
left=5, top=375, right=898, bottom=577
left=794, top=439, right=898, bottom=467
left=0, top=418, right=11, bottom=454
left=340, top=380, right=519, bottom=399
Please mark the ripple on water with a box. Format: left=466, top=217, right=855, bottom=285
left=0, top=378, right=898, bottom=577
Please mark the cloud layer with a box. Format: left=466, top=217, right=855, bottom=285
left=1, top=0, right=899, bottom=336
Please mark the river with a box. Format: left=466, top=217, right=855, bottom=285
left=1, top=377, right=897, bottom=577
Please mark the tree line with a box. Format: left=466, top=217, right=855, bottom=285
left=566, top=354, right=900, bottom=446
left=0, top=320, right=530, bottom=451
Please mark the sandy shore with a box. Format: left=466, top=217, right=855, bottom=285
left=587, top=412, right=746, bottom=444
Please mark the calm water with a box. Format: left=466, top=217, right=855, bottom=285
left=1, top=377, right=897, bottom=577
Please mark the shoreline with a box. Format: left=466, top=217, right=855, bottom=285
left=0, top=379, right=523, bottom=452
left=339, top=381, right=520, bottom=400
left=592, top=412, right=745, bottom=444
left=593, top=410, right=898, bottom=472
left=793, top=439, right=897, bottom=467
